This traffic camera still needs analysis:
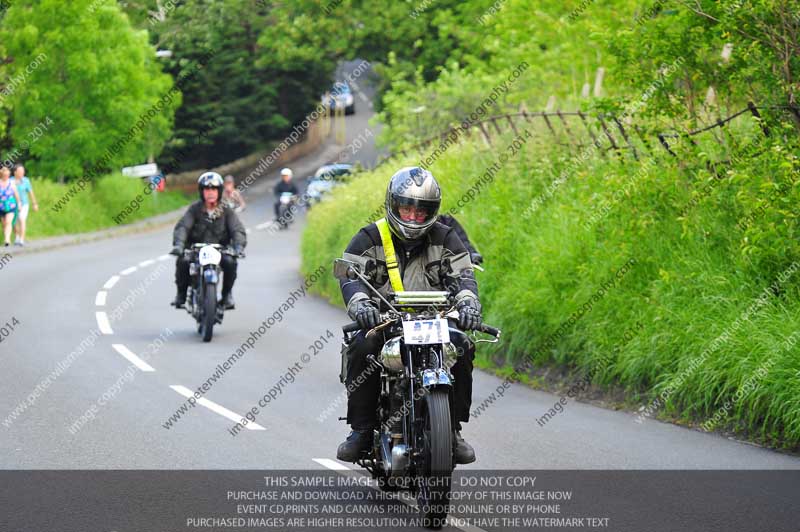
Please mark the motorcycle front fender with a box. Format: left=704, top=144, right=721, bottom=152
left=203, top=267, right=219, bottom=284
left=422, top=368, right=452, bottom=388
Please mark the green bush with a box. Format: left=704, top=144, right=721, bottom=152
left=302, top=119, right=800, bottom=448
left=25, top=174, right=189, bottom=239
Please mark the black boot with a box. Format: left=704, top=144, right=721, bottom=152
left=336, top=429, right=372, bottom=462
left=453, top=431, right=475, bottom=464
left=221, top=291, right=235, bottom=310
left=172, top=289, right=186, bottom=308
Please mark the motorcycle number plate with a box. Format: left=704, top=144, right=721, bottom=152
left=402, top=318, right=450, bottom=345
left=198, top=245, right=222, bottom=266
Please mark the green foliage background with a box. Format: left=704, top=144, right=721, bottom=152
left=300, top=0, right=800, bottom=447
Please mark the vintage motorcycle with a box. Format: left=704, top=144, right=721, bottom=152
left=333, top=258, right=500, bottom=529
left=180, top=243, right=242, bottom=342
left=276, top=192, right=299, bottom=230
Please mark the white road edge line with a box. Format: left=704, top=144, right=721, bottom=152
left=311, top=458, right=486, bottom=532
left=96, top=312, right=113, bottom=335
left=169, top=385, right=265, bottom=430
left=138, top=259, right=156, bottom=267
left=255, top=222, right=272, bottom=230
left=112, top=344, right=155, bottom=372
left=157, top=254, right=172, bottom=261
left=120, top=266, right=138, bottom=276
left=103, top=275, right=120, bottom=289
left=95, top=291, right=107, bottom=306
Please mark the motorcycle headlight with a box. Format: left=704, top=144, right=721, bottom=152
left=379, top=336, right=404, bottom=373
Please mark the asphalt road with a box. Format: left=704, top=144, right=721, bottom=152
left=1, top=65, right=798, bottom=482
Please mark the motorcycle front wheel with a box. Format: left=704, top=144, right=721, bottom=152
left=200, top=282, right=217, bottom=342
left=417, top=388, right=453, bottom=529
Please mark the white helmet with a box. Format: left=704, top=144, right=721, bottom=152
left=280, top=167, right=293, bottom=178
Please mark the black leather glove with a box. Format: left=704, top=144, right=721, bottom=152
left=355, top=300, right=381, bottom=330
left=457, top=298, right=482, bottom=331
left=170, top=245, right=183, bottom=256
left=470, top=252, right=484, bottom=266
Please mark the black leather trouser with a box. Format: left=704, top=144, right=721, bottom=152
left=175, top=254, right=237, bottom=297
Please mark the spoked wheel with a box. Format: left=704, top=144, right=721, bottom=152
left=416, top=388, right=453, bottom=529
left=200, top=283, right=217, bottom=342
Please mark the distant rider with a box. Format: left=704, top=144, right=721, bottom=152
left=273, top=167, right=299, bottom=221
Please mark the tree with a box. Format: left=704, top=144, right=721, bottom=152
left=2, top=0, right=178, bottom=180
left=146, top=0, right=294, bottom=169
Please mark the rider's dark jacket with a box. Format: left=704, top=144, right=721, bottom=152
left=172, top=201, right=247, bottom=249
left=274, top=180, right=299, bottom=196
left=339, top=220, right=479, bottom=319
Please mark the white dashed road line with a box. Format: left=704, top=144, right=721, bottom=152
left=138, top=259, right=156, bottom=267
left=157, top=254, right=172, bottom=261
left=95, top=291, right=107, bottom=306
left=112, top=344, right=155, bottom=372
left=96, top=312, right=113, bottom=335
left=170, top=385, right=266, bottom=430
left=103, top=275, right=120, bottom=289
left=120, top=266, right=138, bottom=276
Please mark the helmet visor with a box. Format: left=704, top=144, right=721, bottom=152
left=390, top=196, right=439, bottom=227
left=199, top=173, right=224, bottom=188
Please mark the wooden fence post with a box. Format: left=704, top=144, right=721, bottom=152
left=490, top=117, right=503, bottom=136
left=597, top=114, right=622, bottom=160
left=577, top=110, right=603, bottom=152
left=520, top=103, right=532, bottom=122
left=506, top=115, right=519, bottom=136
left=657, top=134, right=677, bottom=157
left=477, top=122, right=493, bottom=146
left=747, top=101, right=770, bottom=137
left=556, top=110, right=577, bottom=148
left=612, top=116, right=639, bottom=161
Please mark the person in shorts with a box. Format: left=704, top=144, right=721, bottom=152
left=0, top=167, right=21, bottom=247
left=12, top=165, right=38, bottom=246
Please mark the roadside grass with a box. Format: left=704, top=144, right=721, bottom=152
left=302, top=121, right=800, bottom=448
left=25, top=174, right=189, bottom=238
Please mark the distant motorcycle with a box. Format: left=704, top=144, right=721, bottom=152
left=180, top=243, right=242, bottom=342
left=333, top=258, right=501, bottom=529
left=276, top=192, right=299, bottom=230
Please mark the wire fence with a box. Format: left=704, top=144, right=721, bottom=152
left=376, top=102, right=797, bottom=170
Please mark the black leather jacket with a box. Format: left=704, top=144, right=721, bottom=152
left=172, top=201, right=247, bottom=250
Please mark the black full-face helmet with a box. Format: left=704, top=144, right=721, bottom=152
left=385, top=166, right=441, bottom=241
left=197, top=171, right=224, bottom=202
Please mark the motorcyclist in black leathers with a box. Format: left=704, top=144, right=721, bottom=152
left=170, top=172, right=247, bottom=310
left=336, top=166, right=482, bottom=465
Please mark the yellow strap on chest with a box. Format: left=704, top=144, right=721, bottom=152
left=376, top=217, right=405, bottom=293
